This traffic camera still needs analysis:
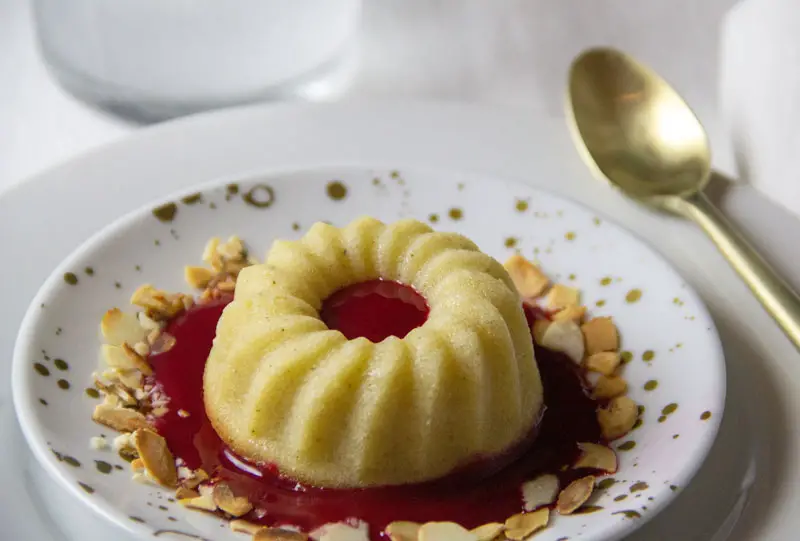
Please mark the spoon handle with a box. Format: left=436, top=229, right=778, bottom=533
left=680, top=192, right=800, bottom=349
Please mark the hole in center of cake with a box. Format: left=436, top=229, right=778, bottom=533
left=320, top=279, right=429, bottom=342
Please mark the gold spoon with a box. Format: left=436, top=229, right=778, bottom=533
left=566, top=46, right=800, bottom=349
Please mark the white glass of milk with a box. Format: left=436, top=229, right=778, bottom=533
left=32, top=0, right=362, bottom=121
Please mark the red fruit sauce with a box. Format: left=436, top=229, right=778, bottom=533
left=149, top=281, right=605, bottom=539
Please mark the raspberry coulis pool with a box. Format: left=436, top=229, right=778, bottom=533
left=148, top=281, right=606, bottom=538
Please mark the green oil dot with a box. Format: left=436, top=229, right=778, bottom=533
left=325, top=181, right=348, bottom=201
left=448, top=208, right=463, bottom=220
left=642, top=350, right=655, bottom=362
left=596, top=478, right=616, bottom=490
left=85, top=387, right=100, bottom=399
left=618, top=441, right=636, bottom=451
left=626, top=289, right=643, bottom=303
left=620, top=351, right=633, bottom=364
left=54, top=358, right=69, bottom=371
left=63, top=273, right=78, bottom=285
left=565, top=231, right=576, bottom=241
left=662, top=403, right=678, bottom=415
left=600, top=277, right=612, bottom=286
left=504, top=237, right=518, bottom=248
left=428, top=213, right=439, bottom=223
left=152, top=202, right=178, bottom=222
left=95, top=460, right=113, bottom=474
left=33, top=363, right=50, bottom=376
left=643, top=380, right=658, bottom=391
left=57, top=379, right=70, bottom=390
left=84, top=267, right=94, bottom=276
left=515, top=199, right=529, bottom=212
left=700, top=411, right=712, bottom=421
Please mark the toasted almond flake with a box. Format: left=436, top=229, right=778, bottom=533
left=551, top=304, right=586, bottom=323
left=556, top=476, right=595, bottom=515
left=597, top=396, right=638, bottom=440
left=469, top=522, right=504, bottom=541
left=121, top=343, right=153, bottom=375
left=213, top=482, right=253, bottom=517
left=230, top=519, right=263, bottom=535
left=315, top=523, right=370, bottom=541
left=89, top=436, right=109, bottom=450
left=117, top=369, right=144, bottom=389
left=177, top=409, right=191, bottom=418
left=385, top=521, right=420, bottom=541
left=202, top=237, right=221, bottom=265
left=185, top=266, right=216, bottom=289
left=254, top=528, right=308, bottom=541
left=131, top=284, right=170, bottom=311
left=150, top=332, right=176, bottom=355
left=100, top=308, right=148, bottom=347
left=503, top=509, right=549, bottom=540
left=146, top=328, right=162, bottom=345
left=418, top=522, right=477, bottom=541
left=175, top=486, right=200, bottom=500
left=539, top=320, right=585, bottom=363
left=584, top=352, right=621, bottom=375
left=112, top=433, right=133, bottom=451
left=180, top=488, right=217, bottom=512
left=132, top=428, right=178, bottom=487
left=531, top=319, right=550, bottom=344
left=183, top=468, right=209, bottom=489
left=132, top=341, right=150, bottom=357
left=574, top=442, right=618, bottom=472
left=130, top=458, right=144, bottom=472
left=218, top=236, right=246, bottom=260
left=522, top=473, right=560, bottom=511
left=592, top=375, right=628, bottom=399
left=216, top=278, right=237, bottom=292
left=93, top=403, right=149, bottom=432
left=581, top=317, right=619, bottom=355
left=545, top=284, right=580, bottom=311
left=504, top=255, right=550, bottom=298
left=151, top=406, right=170, bottom=417
left=137, top=311, right=162, bottom=332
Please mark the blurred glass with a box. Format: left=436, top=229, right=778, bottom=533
left=32, top=0, right=362, bottom=122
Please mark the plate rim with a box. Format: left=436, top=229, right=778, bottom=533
left=12, top=162, right=727, bottom=541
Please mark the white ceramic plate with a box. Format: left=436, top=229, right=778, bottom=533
left=0, top=103, right=793, bottom=541
left=13, top=164, right=724, bottom=541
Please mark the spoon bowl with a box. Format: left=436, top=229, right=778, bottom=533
left=566, top=46, right=800, bottom=351
left=567, top=48, right=710, bottom=205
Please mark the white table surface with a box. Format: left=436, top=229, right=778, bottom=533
left=4, top=1, right=800, bottom=540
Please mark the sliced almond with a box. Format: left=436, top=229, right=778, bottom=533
left=213, top=482, right=253, bottom=517
left=545, top=284, right=580, bottom=311
left=176, top=486, right=200, bottom=500
left=254, top=528, right=308, bottom=541
left=184, top=266, right=215, bottom=289
left=132, top=341, right=150, bottom=357
left=202, top=237, right=221, bottom=265
left=597, top=396, right=638, bottom=440
left=92, top=403, right=149, bottom=432
left=130, top=284, right=170, bottom=312
left=218, top=235, right=246, bottom=261
left=137, top=311, right=162, bottom=332
left=574, top=442, right=618, bottom=472
left=418, top=522, right=477, bottom=541
left=584, top=352, right=621, bottom=376
left=132, top=428, right=178, bottom=487
left=149, top=332, right=177, bottom=355
left=384, top=521, right=420, bottom=541
left=316, top=523, right=370, bottom=541
left=522, top=473, right=560, bottom=511
left=183, top=468, right=209, bottom=489
left=592, top=375, right=628, bottom=399
left=539, top=320, right=585, bottom=363
left=230, top=519, right=263, bottom=535
left=504, top=255, right=549, bottom=298
left=469, top=522, right=504, bottom=541
left=503, top=508, right=549, bottom=540
left=551, top=305, right=586, bottom=323
left=180, top=486, right=217, bottom=512
left=100, top=308, right=147, bottom=347
left=581, top=317, right=619, bottom=355
left=121, top=343, right=152, bottom=375
left=117, top=369, right=144, bottom=390
left=556, top=475, right=595, bottom=515
left=532, top=319, right=550, bottom=344
left=130, top=458, right=144, bottom=472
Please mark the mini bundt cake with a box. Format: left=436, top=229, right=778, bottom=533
left=203, top=217, right=543, bottom=487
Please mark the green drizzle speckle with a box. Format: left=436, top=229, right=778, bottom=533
left=62, top=455, right=81, bottom=468
left=565, top=231, right=576, bottom=241
left=226, top=183, right=239, bottom=194
left=129, top=516, right=146, bottom=524
left=613, top=510, right=641, bottom=519
left=181, top=193, right=203, bottom=205
left=673, top=434, right=680, bottom=439
left=63, top=272, right=78, bottom=285
left=596, top=478, right=615, bottom=490
left=54, top=358, right=69, bottom=371
left=632, top=418, right=643, bottom=430
left=515, top=199, right=529, bottom=212
left=643, top=380, right=658, bottom=391
left=372, top=177, right=381, bottom=186
left=95, top=460, right=113, bottom=474
left=390, top=170, right=400, bottom=179
left=448, top=208, right=463, bottom=220
left=504, top=237, right=518, bottom=248
left=39, top=398, right=48, bottom=406
left=670, top=485, right=679, bottom=491
left=701, top=411, right=712, bottom=421
left=618, top=441, right=636, bottom=451
left=78, top=482, right=95, bottom=494
left=662, top=403, right=678, bottom=415
left=325, top=181, right=348, bottom=201
left=84, top=267, right=95, bottom=276
left=57, top=379, right=70, bottom=390
left=33, top=363, right=49, bottom=376
left=292, top=222, right=301, bottom=231
left=600, top=277, right=612, bottom=286
left=658, top=415, right=667, bottom=423
left=614, top=494, right=628, bottom=501
left=85, top=387, right=100, bottom=399
left=642, top=350, right=655, bottom=362
left=152, top=202, right=178, bottom=222
left=115, top=282, right=122, bottom=289
left=428, top=213, right=439, bottom=224
left=620, top=351, right=633, bottom=364
left=243, top=184, right=275, bottom=208
left=630, top=482, right=649, bottom=492
left=573, top=505, right=604, bottom=514
left=625, top=289, right=642, bottom=303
